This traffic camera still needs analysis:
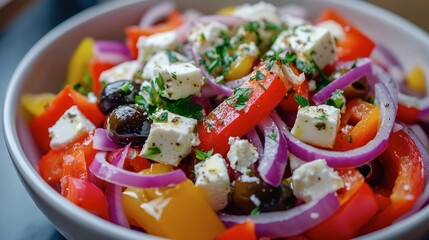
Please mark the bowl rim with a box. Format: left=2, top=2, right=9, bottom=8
left=2, top=0, right=429, bottom=239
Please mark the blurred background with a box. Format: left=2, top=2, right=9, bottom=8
left=0, top=0, right=427, bottom=239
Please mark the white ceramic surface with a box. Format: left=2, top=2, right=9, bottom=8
left=3, top=0, right=429, bottom=239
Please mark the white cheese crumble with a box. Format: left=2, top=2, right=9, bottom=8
left=227, top=137, right=259, bottom=173
left=99, top=60, right=141, bottom=84
left=188, top=21, right=228, bottom=55
left=291, top=104, right=341, bottom=149
left=48, top=105, right=95, bottom=150
left=291, top=159, right=344, bottom=202
left=137, top=31, right=178, bottom=64
left=140, top=110, right=199, bottom=166
left=194, top=153, right=230, bottom=212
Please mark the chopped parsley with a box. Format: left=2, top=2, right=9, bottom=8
left=295, top=58, right=313, bottom=75
left=153, top=111, right=168, bottom=122
left=294, top=94, right=310, bottom=108
left=314, top=111, right=328, bottom=120
left=326, top=89, right=345, bottom=109
left=155, top=73, right=165, bottom=92
left=226, top=88, right=252, bottom=110
left=349, top=135, right=353, bottom=143
left=130, top=150, right=137, bottom=160
left=194, top=148, right=214, bottom=161
left=310, top=56, right=330, bottom=90
left=166, top=50, right=179, bottom=63
left=250, top=207, right=260, bottom=215
left=268, top=129, right=278, bottom=141
left=250, top=70, right=265, bottom=81
left=264, top=51, right=298, bottom=71
left=258, top=83, right=267, bottom=91
left=119, top=81, right=134, bottom=94
left=145, top=146, right=161, bottom=157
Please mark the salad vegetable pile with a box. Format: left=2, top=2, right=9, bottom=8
left=22, top=1, right=429, bottom=239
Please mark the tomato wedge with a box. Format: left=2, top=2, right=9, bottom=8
left=317, top=8, right=375, bottom=61
left=197, top=64, right=287, bottom=155
left=358, top=130, right=424, bottom=234
left=215, top=221, right=257, bottom=240
left=65, top=177, right=109, bottom=220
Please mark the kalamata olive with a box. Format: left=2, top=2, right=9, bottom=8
left=106, top=104, right=152, bottom=146
left=97, top=80, right=141, bottom=114
left=231, top=174, right=296, bottom=214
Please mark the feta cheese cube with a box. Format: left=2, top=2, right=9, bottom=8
left=289, top=153, right=307, bottom=172
left=233, top=2, right=281, bottom=26
left=137, top=31, right=178, bottom=63
left=48, top=105, right=95, bottom=150
left=291, top=159, right=344, bottom=202
left=288, top=25, right=336, bottom=69
left=99, top=60, right=141, bottom=84
left=270, top=31, right=291, bottom=54
left=227, top=137, right=258, bottom=173
left=154, top=62, right=203, bottom=100
left=317, top=20, right=345, bottom=41
left=142, top=50, right=187, bottom=80
left=140, top=110, right=199, bottom=166
left=188, top=21, right=228, bottom=55
left=291, top=105, right=340, bottom=149
left=194, top=154, right=230, bottom=211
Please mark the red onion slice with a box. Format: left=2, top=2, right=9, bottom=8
left=256, top=113, right=288, bottom=187
left=371, top=43, right=404, bottom=83
left=246, top=128, right=264, bottom=158
left=105, top=145, right=130, bottom=227
left=89, top=152, right=187, bottom=188
left=284, top=83, right=396, bottom=168
left=220, top=192, right=339, bottom=238
left=139, top=1, right=175, bottom=27
left=93, top=128, right=121, bottom=151
left=93, top=40, right=132, bottom=63
left=312, top=59, right=372, bottom=104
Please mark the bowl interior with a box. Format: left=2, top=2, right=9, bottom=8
left=4, top=0, right=429, bottom=239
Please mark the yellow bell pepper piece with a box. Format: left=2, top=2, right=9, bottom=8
left=225, top=55, right=256, bottom=81
left=21, top=93, right=56, bottom=117
left=65, top=37, right=94, bottom=86
left=406, top=65, right=426, bottom=94
left=217, top=6, right=235, bottom=15
left=122, top=164, right=226, bottom=240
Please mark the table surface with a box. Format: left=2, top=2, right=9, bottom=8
left=0, top=1, right=428, bottom=239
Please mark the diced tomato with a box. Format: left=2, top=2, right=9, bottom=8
left=316, top=8, right=375, bottom=61
left=65, top=177, right=109, bottom=220
left=358, top=130, right=424, bottom=234
left=197, top=64, right=288, bottom=155
left=60, top=149, right=88, bottom=196
left=215, top=221, right=257, bottom=240
left=29, top=86, right=105, bottom=153
left=89, top=59, right=116, bottom=94
left=336, top=168, right=365, bottom=205
left=396, top=103, right=420, bottom=124
left=306, top=183, right=378, bottom=240
left=126, top=10, right=184, bottom=59
left=278, top=79, right=309, bottom=112
left=38, top=132, right=97, bottom=186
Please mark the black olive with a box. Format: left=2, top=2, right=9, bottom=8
left=97, top=80, right=141, bottom=115
left=231, top=174, right=296, bottom=215
left=106, top=104, right=152, bottom=146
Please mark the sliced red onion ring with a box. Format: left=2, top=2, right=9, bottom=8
left=312, top=59, right=372, bottom=104
left=246, top=128, right=263, bottom=158
left=225, top=72, right=252, bottom=89
left=370, top=62, right=399, bottom=107
left=185, top=44, right=233, bottom=97
left=93, top=128, right=121, bottom=151
left=198, top=15, right=245, bottom=26
left=371, top=43, right=404, bottom=83
left=90, top=152, right=187, bottom=188
left=284, top=83, right=396, bottom=168
left=105, top=145, right=130, bottom=228
left=397, top=124, right=429, bottom=220
left=256, top=113, right=288, bottom=187
left=94, top=40, right=132, bottom=63
left=139, top=1, right=175, bottom=27
left=220, top=192, right=339, bottom=238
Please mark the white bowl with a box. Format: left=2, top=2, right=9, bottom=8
left=3, top=0, right=429, bottom=239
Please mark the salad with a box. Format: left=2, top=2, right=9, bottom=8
left=22, top=1, right=429, bottom=239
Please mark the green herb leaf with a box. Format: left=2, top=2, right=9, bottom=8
left=268, top=129, right=278, bottom=142
left=294, top=94, right=310, bottom=108
left=145, top=146, right=161, bottom=157
left=250, top=207, right=260, bottom=215
left=155, top=73, right=165, bottom=92
left=194, top=148, right=214, bottom=161
left=349, top=135, right=353, bottom=143
left=166, top=50, right=179, bottom=63
left=314, top=111, right=328, bottom=120
left=153, top=111, right=168, bottom=122
left=326, top=89, right=345, bottom=109
left=119, top=81, right=134, bottom=94
left=295, top=59, right=314, bottom=74
left=226, top=88, right=252, bottom=110
left=250, top=70, right=265, bottom=81
left=163, top=96, right=203, bottom=120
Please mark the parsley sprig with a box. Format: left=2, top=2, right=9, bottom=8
left=194, top=149, right=214, bottom=161
left=226, top=88, right=252, bottom=110
left=294, top=94, right=310, bottom=108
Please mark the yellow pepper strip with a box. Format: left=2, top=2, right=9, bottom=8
left=406, top=64, right=426, bottom=94
left=123, top=164, right=226, bottom=240
left=217, top=6, right=235, bottom=15
left=225, top=55, right=256, bottom=81
left=21, top=93, right=56, bottom=117
left=65, top=37, right=94, bottom=86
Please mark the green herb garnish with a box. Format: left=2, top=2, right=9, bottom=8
left=119, top=81, right=134, bottom=94
left=153, top=111, right=168, bottom=122
left=268, top=129, right=278, bottom=142
left=294, top=94, right=310, bottom=108
left=194, top=148, right=214, bottom=161
left=250, top=70, right=265, bottom=81
left=250, top=207, right=260, bottom=215
left=226, top=88, right=252, bottom=110
left=166, top=50, right=179, bottom=63
left=326, top=89, right=345, bottom=109
left=145, top=147, right=161, bottom=157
